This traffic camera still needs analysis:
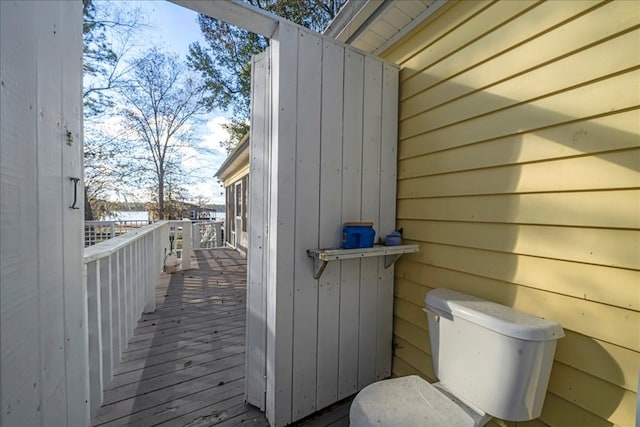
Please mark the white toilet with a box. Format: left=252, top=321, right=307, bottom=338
left=350, top=288, right=564, bottom=426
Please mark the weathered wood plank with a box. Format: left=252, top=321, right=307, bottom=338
left=92, top=249, right=356, bottom=427
left=298, top=397, right=354, bottom=427
left=107, top=345, right=245, bottom=391
left=102, top=354, right=245, bottom=406
left=100, top=386, right=245, bottom=427
left=123, top=316, right=245, bottom=353
left=92, top=249, right=252, bottom=426
left=147, top=394, right=249, bottom=427
left=92, top=365, right=245, bottom=425
left=118, top=324, right=245, bottom=363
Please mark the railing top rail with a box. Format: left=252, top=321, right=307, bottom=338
left=83, top=221, right=168, bottom=264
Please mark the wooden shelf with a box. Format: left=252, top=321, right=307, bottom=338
left=306, top=244, right=419, bottom=279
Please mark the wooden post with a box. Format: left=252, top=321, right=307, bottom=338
left=214, top=222, right=223, bottom=248
left=192, top=223, right=201, bottom=249
left=181, top=219, right=193, bottom=270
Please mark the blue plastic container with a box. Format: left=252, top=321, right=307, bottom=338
left=342, top=223, right=376, bottom=249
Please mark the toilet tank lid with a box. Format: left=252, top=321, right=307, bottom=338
left=425, top=288, right=564, bottom=341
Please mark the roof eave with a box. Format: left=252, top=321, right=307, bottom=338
left=215, top=133, right=250, bottom=180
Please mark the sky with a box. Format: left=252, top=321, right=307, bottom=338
left=116, top=1, right=233, bottom=205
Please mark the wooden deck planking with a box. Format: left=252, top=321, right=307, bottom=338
left=91, top=249, right=352, bottom=427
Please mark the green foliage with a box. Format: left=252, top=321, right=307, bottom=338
left=188, top=0, right=346, bottom=151
left=221, top=121, right=250, bottom=154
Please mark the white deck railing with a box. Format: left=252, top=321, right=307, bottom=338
left=85, top=219, right=224, bottom=249
left=82, top=219, right=226, bottom=415
left=192, top=221, right=223, bottom=249
left=84, top=220, right=154, bottom=247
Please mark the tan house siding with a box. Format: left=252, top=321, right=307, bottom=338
left=216, top=136, right=250, bottom=252
left=381, top=1, right=639, bottom=426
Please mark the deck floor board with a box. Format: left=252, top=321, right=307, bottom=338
left=91, top=249, right=351, bottom=427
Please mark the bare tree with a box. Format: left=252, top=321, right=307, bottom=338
left=83, top=0, right=146, bottom=219
left=118, top=48, right=211, bottom=220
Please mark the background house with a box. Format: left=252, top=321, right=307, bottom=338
left=216, top=133, right=250, bottom=254
left=326, top=1, right=639, bottom=426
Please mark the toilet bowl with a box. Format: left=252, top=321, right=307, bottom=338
left=350, top=376, right=492, bottom=427
left=349, top=288, right=564, bottom=426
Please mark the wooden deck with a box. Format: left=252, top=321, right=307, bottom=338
left=91, top=248, right=351, bottom=427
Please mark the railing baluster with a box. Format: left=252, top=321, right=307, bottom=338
left=111, top=251, right=121, bottom=366
left=99, top=255, right=113, bottom=387
left=126, top=244, right=133, bottom=340
left=82, top=221, right=180, bottom=415
left=182, top=219, right=193, bottom=270
left=85, top=260, right=103, bottom=416
left=118, top=248, right=127, bottom=348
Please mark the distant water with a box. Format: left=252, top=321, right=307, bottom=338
left=104, top=211, right=149, bottom=221
left=103, top=211, right=226, bottom=222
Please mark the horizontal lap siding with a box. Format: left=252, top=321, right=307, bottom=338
left=382, top=1, right=640, bottom=426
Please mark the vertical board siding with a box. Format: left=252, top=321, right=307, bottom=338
left=1, top=3, right=40, bottom=423
left=358, top=57, right=383, bottom=390
left=37, top=2, right=67, bottom=425
left=251, top=25, right=399, bottom=426
left=0, top=2, right=87, bottom=425
left=382, top=1, right=640, bottom=426
left=247, top=50, right=269, bottom=410
left=60, top=1, right=89, bottom=421
left=316, top=40, right=345, bottom=410
left=376, top=64, right=399, bottom=381
left=292, top=30, right=322, bottom=419
left=338, top=50, right=365, bottom=401
left=266, top=22, right=297, bottom=427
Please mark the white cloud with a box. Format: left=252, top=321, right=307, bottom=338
left=188, top=181, right=226, bottom=205
left=200, top=115, right=232, bottom=154
left=178, top=115, right=236, bottom=203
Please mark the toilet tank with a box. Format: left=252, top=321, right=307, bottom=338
left=425, top=288, right=564, bottom=422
